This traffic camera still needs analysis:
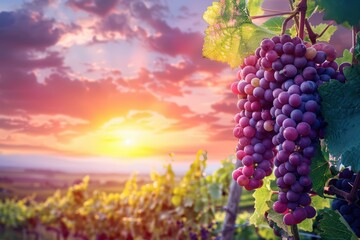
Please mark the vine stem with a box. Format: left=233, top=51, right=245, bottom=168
left=352, top=26, right=360, bottom=65
left=291, top=224, right=300, bottom=240
left=348, top=173, right=360, bottom=202
left=297, top=0, right=307, bottom=39
left=250, top=11, right=294, bottom=20
left=281, top=12, right=297, bottom=35
left=318, top=20, right=335, bottom=38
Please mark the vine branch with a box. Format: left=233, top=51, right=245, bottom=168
left=291, top=224, right=300, bottom=240
left=297, top=0, right=307, bottom=39
left=250, top=11, right=294, bottom=20
left=352, top=26, right=360, bottom=64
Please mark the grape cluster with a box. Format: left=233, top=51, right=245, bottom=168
left=231, top=52, right=277, bottom=190
left=231, top=34, right=348, bottom=225
left=329, top=168, right=360, bottom=237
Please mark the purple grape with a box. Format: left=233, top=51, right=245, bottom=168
left=282, top=64, right=297, bottom=78
left=313, top=51, right=327, bottom=64
left=282, top=118, right=296, bottom=128
left=286, top=190, right=300, bottom=202
left=283, top=42, right=295, bottom=54
left=305, top=100, right=319, bottom=112
left=278, top=92, right=290, bottom=104
left=272, top=60, right=283, bottom=71
left=297, top=163, right=310, bottom=175
left=266, top=50, right=279, bottom=62
left=291, top=181, right=304, bottom=193
left=281, top=54, right=295, bottom=65
left=273, top=201, right=287, bottom=213
left=261, top=39, right=275, bottom=51
left=280, top=34, right=292, bottom=44
left=305, top=206, right=316, bottom=218
left=293, top=207, right=307, bottom=223
left=302, top=67, right=317, bottom=80
left=294, top=44, right=306, bottom=57
left=283, top=172, right=296, bottom=185
left=274, top=43, right=284, bottom=55
left=283, top=127, right=298, bottom=141
left=294, top=56, right=307, bottom=69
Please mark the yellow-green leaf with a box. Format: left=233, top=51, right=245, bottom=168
left=311, top=23, right=337, bottom=42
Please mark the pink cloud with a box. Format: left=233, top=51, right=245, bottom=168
left=67, top=0, right=119, bottom=16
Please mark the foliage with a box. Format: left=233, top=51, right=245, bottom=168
left=202, top=0, right=360, bottom=239
left=336, top=49, right=353, bottom=65
left=319, top=63, right=360, bottom=171
left=311, top=24, right=337, bottom=42
left=309, top=144, right=332, bottom=197
left=202, top=0, right=273, bottom=68
left=316, top=0, right=360, bottom=26
left=0, top=151, right=255, bottom=239
left=315, top=209, right=358, bottom=240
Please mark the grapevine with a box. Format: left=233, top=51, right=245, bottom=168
left=203, top=0, right=360, bottom=239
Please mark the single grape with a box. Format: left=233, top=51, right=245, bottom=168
left=283, top=213, right=296, bottom=226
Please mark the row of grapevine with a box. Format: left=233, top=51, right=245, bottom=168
left=0, top=151, right=259, bottom=240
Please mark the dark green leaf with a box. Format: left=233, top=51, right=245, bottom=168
left=315, top=0, right=360, bottom=26
left=310, top=145, right=332, bottom=197
left=316, top=209, right=357, bottom=240
left=319, top=64, right=360, bottom=171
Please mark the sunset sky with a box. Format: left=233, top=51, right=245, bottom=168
left=0, top=0, right=352, bottom=173
left=0, top=0, right=240, bottom=172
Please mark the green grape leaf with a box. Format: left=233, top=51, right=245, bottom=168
left=203, top=0, right=274, bottom=68
left=310, top=146, right=332, bottom=197
left=311, top=23, right=337, bottom=42
left=261, top=17, right=285, bottom=35
left=316, top=209, right=357, bottom=240
left=319, top=64, right=360, bottom=171
left=312, top=195, right=330, bottom=211
left=298, top=218, right=313, bottom=232
left=335, top=49, right=353, bottom=65
left=266, top=205, right=291, bottom=237
left=249, top=174, right=274, bottom=226
left=315, top=0, right=360, bottom=26
left=247, top=0, right=264, bottom=16
left=208, top=182, right=222, bottom=199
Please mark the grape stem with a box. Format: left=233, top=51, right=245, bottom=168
left=327, top=176, right=360, bottom=204
left=288, top=0, right=300, bottom=36
left=250, top=11, right=294, bottom=20
left=280, top=0, right=307, bottom=37
left=352, top=26, right=360, bottom=64
left=305, top=19, right=335, bottom=44
left=297, top=0, right=307, bottom=40
left=348, top=173, right=360, bottom=203
left=291, top=224, right=300, bottom=240
left=281, top=12, right=297, bottom=35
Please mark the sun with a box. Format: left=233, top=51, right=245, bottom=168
left=123, top=138, right=134, bottom=146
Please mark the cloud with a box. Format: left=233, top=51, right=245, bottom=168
left=0, top=11, right=61, bottom=50
left=211, top=93, right=238, bottom=114
left=67, top=0, right=119, bottom=16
